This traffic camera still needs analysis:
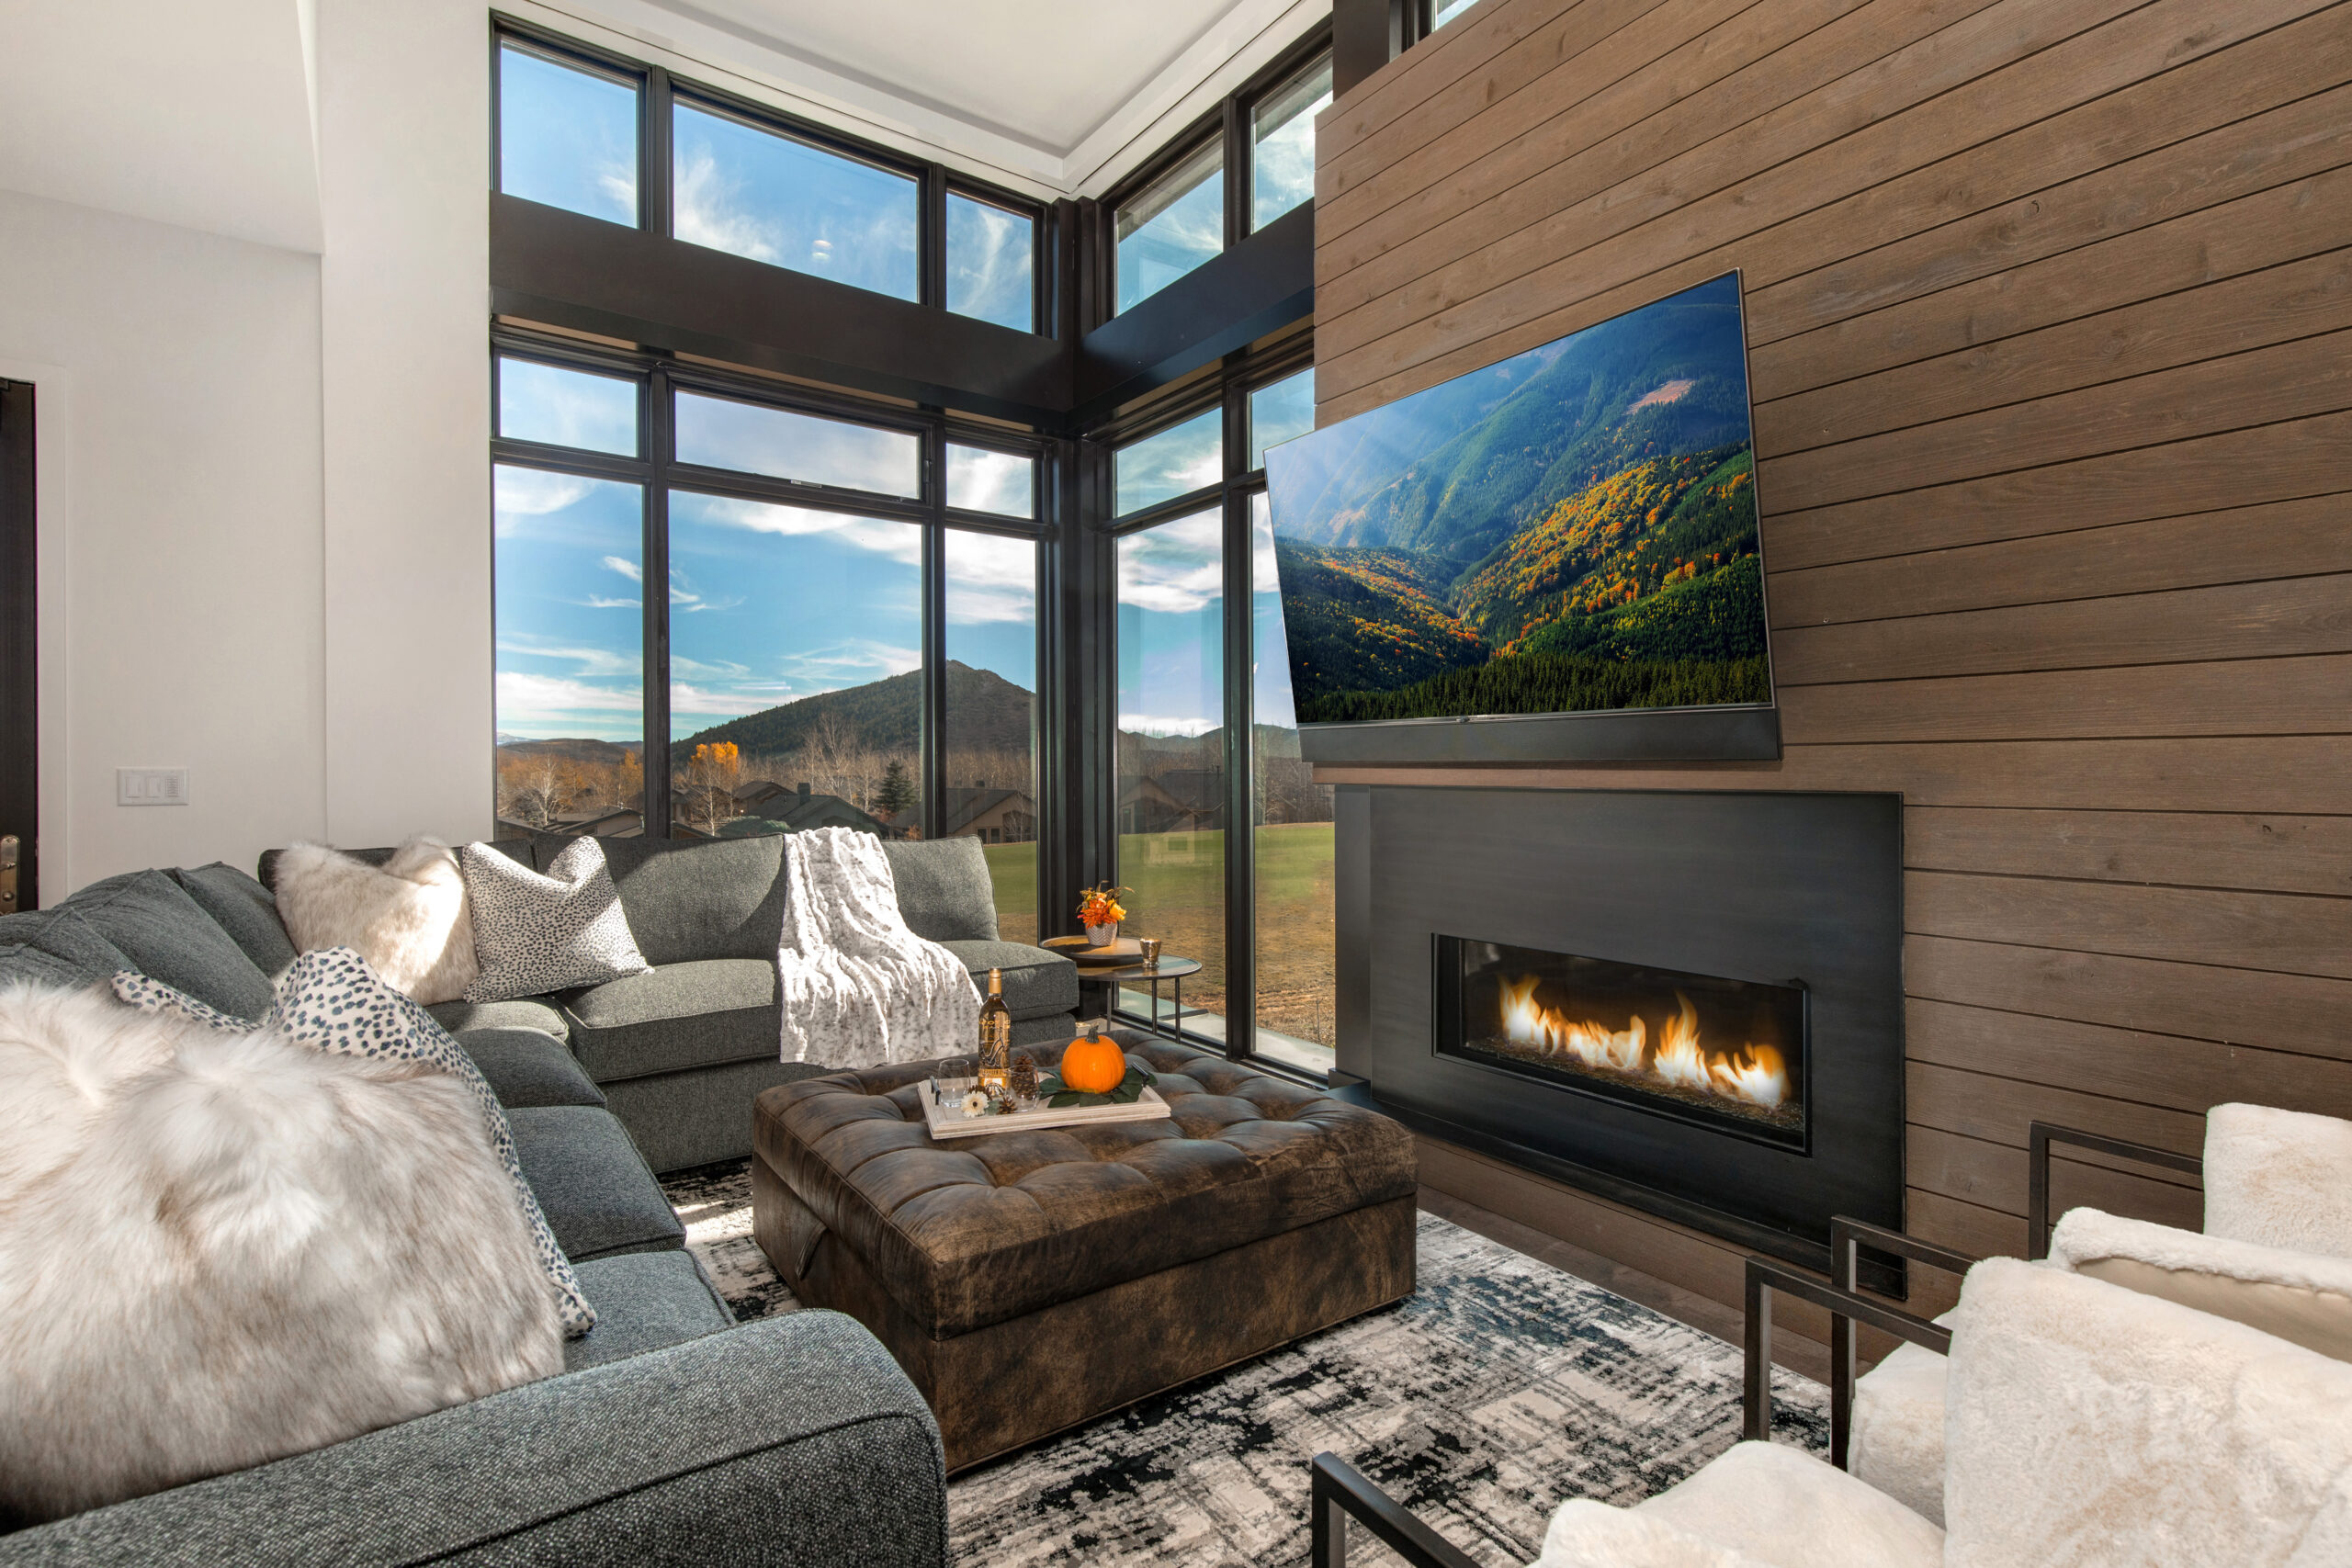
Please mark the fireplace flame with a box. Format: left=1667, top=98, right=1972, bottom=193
left=1496, top=981, right=1791, bottom=1111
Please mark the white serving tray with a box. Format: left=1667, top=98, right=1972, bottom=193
left=920, top=1080, right=1172, bottom=1140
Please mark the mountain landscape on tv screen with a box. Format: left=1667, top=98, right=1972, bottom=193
left=1263, top=273, right=1770, bottom=724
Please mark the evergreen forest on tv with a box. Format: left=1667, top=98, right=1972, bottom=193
left=1262, top=273, right=1772, bottom=725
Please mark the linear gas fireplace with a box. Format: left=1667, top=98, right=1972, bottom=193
left=1336, top=786, right=1905, bottom=1275
left=1435, top=938, right=1808, bottom=1150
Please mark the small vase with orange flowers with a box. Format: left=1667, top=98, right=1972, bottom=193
left=1077, top=883, right=1130, bottom=946
left=1038, top=1021, right=1153, bottom=1106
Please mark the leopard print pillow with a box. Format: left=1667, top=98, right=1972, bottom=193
left=458, top=837, right=650, bottom=1003
left=113, top=952, right=595, bottom=1337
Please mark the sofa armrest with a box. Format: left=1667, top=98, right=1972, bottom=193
left=1, top=1312, right=946, bottom=1568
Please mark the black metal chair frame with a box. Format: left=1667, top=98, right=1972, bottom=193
left=1306, top=1121, right=2205, bottom=1567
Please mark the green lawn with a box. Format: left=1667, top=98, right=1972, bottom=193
left=978, top=827, right=1336, bottom=1049
left=979, top=840, right=1038, bottom=945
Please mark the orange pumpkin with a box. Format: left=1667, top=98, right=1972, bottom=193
left=1060, top=1034, right=1127, bottom=1094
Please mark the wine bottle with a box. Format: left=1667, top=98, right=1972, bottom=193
left=978, top=967, right=1011, bottom=1090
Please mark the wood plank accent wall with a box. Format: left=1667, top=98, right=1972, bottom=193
left=1313, top=0, right=2352, bottom=1313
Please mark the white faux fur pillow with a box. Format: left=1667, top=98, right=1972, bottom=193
left=272, top=837, right=478, bottom=1004
left=0, top=980, right=560, bottom=1525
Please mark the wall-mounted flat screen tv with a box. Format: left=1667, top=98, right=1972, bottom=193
left=1262, top=271, right=1778, bottom=764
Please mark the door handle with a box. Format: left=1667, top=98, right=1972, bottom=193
left=0, top=835, right=17, bottom=914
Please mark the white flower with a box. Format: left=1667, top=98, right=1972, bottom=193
left=961, top=1090, right=989, bottom=1117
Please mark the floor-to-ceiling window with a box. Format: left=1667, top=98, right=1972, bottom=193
left=1102, top=353, right=1328, bottom=1068
left=490, top=340, right=1050, bottom=931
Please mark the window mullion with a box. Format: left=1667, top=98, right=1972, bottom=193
left=1222, top=96, right=1248, bottom=253
left=644, top=367, right=674, bottom=837
left=1220, top=385, right=1254, bottom=1060
left=921, top=423, right=948, bottom=843
left=921, top=164, right=948, bottom=312
left=646, top=66, right=673, bottom=237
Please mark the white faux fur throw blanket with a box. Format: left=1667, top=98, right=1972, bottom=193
left=1944, top=1258, right=2352, bottom=1566
left=2206, top=1101, right=2352, bottom=1258
left=777, top=827, right=979, bottom=1067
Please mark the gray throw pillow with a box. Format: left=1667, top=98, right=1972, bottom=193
left=113, top=952, right=595, bottom=1337
left=460, top=837, right=650, bottom=1003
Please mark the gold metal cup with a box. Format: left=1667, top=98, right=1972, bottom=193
left=1139, top=937, right=1162, bottom=968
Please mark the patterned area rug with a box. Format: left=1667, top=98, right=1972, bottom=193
left=662, top=1160, right=1827, bottom=1568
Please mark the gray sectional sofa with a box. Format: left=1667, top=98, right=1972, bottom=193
left=266, top=831, right=1079, bottom=1173
left=0, top=831, right=1070, bottom=1564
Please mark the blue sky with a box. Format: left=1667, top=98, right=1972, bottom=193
left=946, top=195, right=1034, bottom=332
left=493, top=467, right=646, bottom=742
left=494, top=360, right=1043, bottom=743
left=1116, top=141, right=1223, bottom=314
left=500, top=47, right=636, bottom=224
left=1251, top=62, right=1329, bottom=231
left=673, top=103, right=919, bottom=300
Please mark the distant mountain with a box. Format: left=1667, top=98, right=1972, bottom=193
left=679, top=660, right=1033, bottom=758
left=1273, top=541, right=1487, bottom=714
left=1265, top=276, right=1754, bottom=568
left=495, top=737, right=639, bottom=764
left=1459, top=446, right=1758, bottom=649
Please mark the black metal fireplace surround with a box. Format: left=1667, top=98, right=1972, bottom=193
left=1334, top=786, right=1904, bottom=1274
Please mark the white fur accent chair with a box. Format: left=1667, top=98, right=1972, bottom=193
left=1849, top=1101, right=2352, bottom=1527
left=1529, top=1258, right=2352, bottom=1568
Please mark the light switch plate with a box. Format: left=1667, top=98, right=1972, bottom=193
left=118, top=768, right=189, bottom=807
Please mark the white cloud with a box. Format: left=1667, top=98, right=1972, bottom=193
left=1117, top=509, right=1224, bottom=615
left=944, top=530, right=1035, bottom=626
left=582, top=595, right=641, bottom=610
left=674, top=393, right=920, bottom=498
left=603, top=555, right=640, bottom=581
left=673, top=149, right=784, bottom=265
left=494, top=467, right=594, bottom=520
left=946, top=446, right=1033, bottom=516
left=496, top=636, right=639, bottom=679
left=496, top=670, right=640, bottom=720
left=688, top=494, right=923, bottom=564
left=1118, top=712, right=1220, bottom=738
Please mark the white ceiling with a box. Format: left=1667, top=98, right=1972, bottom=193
left=514, top=0, right=1332, bottom=198
left=0, top=0, right=322, bottom=253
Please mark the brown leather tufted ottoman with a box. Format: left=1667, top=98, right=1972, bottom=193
left=751, top=1033, right=1419, bottom=1471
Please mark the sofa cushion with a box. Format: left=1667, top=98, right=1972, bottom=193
left=0, top=937, right=106, bottom=989
left=562, top=1251, right=735, bottom=1373
left=165, top=863, right=299, bottom=979
left=563, top=959, right=780, bottom=1083
left=532, top=833, right=787, bottom=967
left=50, top=870, right=276, bottom=1021
left=883, top=838, right=999, bottom=943
left=460, top=1027, right=606, bottom=1109
left=509, top=1105, right=685, bottom=1261
left=428, top=996, right=570, bottom=1038
left=940, top=939, right=1075, bottom=1021
left=0, top=912, right=136, bottom=987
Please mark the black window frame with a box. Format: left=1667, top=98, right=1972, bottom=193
left=490, top=330, right=1055, bottom=920
left=493, top=15, right=1050, bottom=334
left=1093, top=328, right=1316, bottom=1066
left=1097, top=25, right=1333, bottom=319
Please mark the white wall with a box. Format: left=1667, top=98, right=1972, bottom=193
left=0, top=189, right=329, bottom=893
left=317, top=0, right=492, bottom=852
left=0, top=0, right=494, bottom=897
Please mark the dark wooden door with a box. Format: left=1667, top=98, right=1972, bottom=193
left=0, top=379, right=35, bottom=910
